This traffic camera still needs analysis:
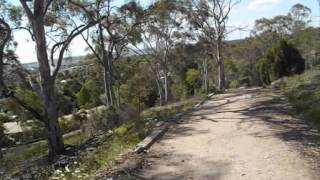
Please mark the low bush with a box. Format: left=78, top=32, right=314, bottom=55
left=83, top=106, right=119, bottom=137
left=229, top=80, right=241, bottom=89
left=171, top=83, right=188, bottom=101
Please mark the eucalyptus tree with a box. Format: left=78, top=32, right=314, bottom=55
left=186, top=0, right=240, bottom=92
left=70, top=0, right=144, bottom=107
left=0, top=0, right=105, bottom=158
left=131, top=0, right=184, bottom=105
left=289, top=3, right=312, bottom=32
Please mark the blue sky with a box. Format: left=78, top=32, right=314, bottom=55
left=9, top=0, right=320, bottom=63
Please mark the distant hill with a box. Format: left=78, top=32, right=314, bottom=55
left=21, top=55, right=88, bottom=71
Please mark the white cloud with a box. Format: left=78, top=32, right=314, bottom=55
left=248, top=0, right=282, bottom=11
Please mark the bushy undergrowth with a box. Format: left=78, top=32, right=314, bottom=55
left=282, top=66, right=320, bottom=126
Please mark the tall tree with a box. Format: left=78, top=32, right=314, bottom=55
left=289, top=3, right=312, bottom=32
left=132, top=0, right=183, bottom=105
left=186, top=0, right=240, bottom=92
left=0, top=0, right=105, bottom=158
left=71, top=0, right=144, bottom=107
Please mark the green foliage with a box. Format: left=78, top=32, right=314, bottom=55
left=283, top=66, right=320, bottom=126
left=255, top=39, right=305, bottom=85
left=119, top=84, right=130, bottom=103
left=21, top=121, right=45, bottom=142
left=229, top=80, right=241, bottom=89
left=224, top=58, right=237, bottom=73
left=117, top=59, right=158, bottom=108
left=171, top=83, right=188, bottom=101
left=114, top=122, right=134, bottom=136
left=16, top=85, right=42, bottom=112
left=83, top=106, right=119, bottom=137
left=291, top=27, right=320, bottom=68
left=255, top=57, right=273, bottom=85
left=185, top=68, right=201, bottom=95
left=267, top=39, right=305, bottom=77
left=59, top=117, right=80, bottom=134
left=84, top=79, right=101, bottom=106
left=290, top=3, right=312, bottom=32
left=76, top=84, right=90, bottom=109
left=0, top=112, right=11, bottom=123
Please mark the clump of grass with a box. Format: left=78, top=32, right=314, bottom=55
left=64, top=132, right=86, bottom=145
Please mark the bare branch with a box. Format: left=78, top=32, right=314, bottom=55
left=52, top=16, right=106, bottom=78
left=44, top=0, right=53, bottom=15
left=80, top=29, right=104, bottom=65
left=12, top=26, right=35, bottom=41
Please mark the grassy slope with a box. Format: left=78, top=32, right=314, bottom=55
left=283, top=65, right=320, bottom=127
left=1, top=96, right=204, bottom=179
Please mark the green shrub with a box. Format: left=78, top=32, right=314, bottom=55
left=284, top=66, right=320, bottom=126
left=171, top=83, right=188, bottom=101
left=76, top=84, right=90, bottom=109
left=255, top=39, right=305, bottom=85
left=83, top=106, right=119, bottom=137
left=186, top=68, right=202, bottom=95
left=59, top=117, right=80, bottom=134
left=229, top=80, right=241, bottom=88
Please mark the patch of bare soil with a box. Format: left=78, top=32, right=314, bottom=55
left=99, top=88, right=320, bottom=180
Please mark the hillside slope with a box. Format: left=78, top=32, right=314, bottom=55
left=282, top=66, right=320, bottom=127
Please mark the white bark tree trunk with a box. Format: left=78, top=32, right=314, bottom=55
left=202, top=58, right=209, bottom=94
left=216, top=40, right=225, bottom=92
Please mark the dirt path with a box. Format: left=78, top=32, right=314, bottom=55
left=133, top=88, right=320, bottom=180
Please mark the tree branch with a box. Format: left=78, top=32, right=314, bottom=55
left=19, top=0, right=34, bottom=20
left=51, top=16, right=106, bottom=78
left=12, top=26, right=35, bottom=41
left=80, top=29, right=104, bottom=65
left=44, top=0, right=53, bottom=15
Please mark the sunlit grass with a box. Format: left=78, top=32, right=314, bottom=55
left=283, top=65, right=320, bottom=127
